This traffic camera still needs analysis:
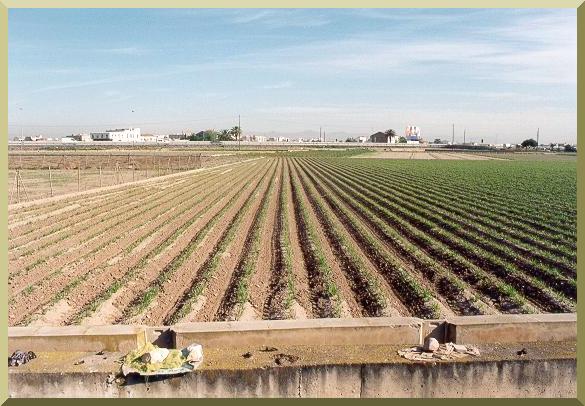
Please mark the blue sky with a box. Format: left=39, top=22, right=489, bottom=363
left=8, top=8, right=576, bottom=143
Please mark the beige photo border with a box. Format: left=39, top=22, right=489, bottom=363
left=0, top=1, right=583, bottom=404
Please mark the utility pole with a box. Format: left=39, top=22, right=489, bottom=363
left=463, top=129, right=466, bottom=145
left=536, top=128, right=540, bottom=149
left=452, top=124, right=455, bottom=145
left=320, top=127, right=322, bottom=142
left=238, top=114, right=241, bottom=151
left=323, top=130, right=326, bottom=143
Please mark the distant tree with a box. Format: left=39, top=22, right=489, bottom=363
left=564, top=144, right=576, bottom=153
left=218, top=129, right=232, bottom=141
left=521, top=138, right=538, bottom=148
left=345, top=137, right=358, bottom=142
left=433, top=138, right=442, bottom=144
left=398, top=136, right=407, bottom=143
left=190, top=129, right=219, bottom=141
left=384, top=129, right=397, bottom=137
left=230, top=126, right=242, bottom=141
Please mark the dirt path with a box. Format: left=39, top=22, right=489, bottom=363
left=168, top=160, right=277, bottom=323
left=11, top=160, right=266, bottom=326
left=121, top=160, right=274, bottom=325
left=9, top=171, right=212, bottom=296
left=288, top=159, right=360, bottom=318
left=58, top=165, right=249, bottom=324
left=280, top=160, right=314, bottom=319
left=292, top=158, right=409, bottom=317
left=240, top=158, right=283, bottom=319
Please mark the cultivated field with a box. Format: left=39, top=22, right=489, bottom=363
left=7, top=154, right=576, bottom=326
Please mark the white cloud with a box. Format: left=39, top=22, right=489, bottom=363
left=229, top=9, right=330, bottom=28
left=262, top=81, right=293, bottom=89
left=96, top=47, right=150, bottom=56
left=230, top=10, right=274, bottom=24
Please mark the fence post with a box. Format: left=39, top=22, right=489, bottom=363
left=132, top=163, right=135, bottom=182
left=49, top=165, right=53, bottom=197
left=15, top=169, right=20, bottom=203
left=77, top=164, right=81, bottom=192
left=99, top=164, right=103, bottom=188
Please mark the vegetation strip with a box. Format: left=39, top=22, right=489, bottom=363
left=303, top=158, right=572, bottom=313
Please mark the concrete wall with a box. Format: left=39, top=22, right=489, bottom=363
left=9, top=359, right=576, bottom=398
left=446, top=314, right=577, bottom=344
left=173, top=317, right=422, bottom=348
left=9, top=325, right=147, bottom=353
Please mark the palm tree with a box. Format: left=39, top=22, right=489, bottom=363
left=230, top=126, right=241, bottom=141
left=384, top=129, right=397, bottom=143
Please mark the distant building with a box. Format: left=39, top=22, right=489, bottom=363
left=168, top=133, right=189, bottom=141
left=358, top=136, right=367, bottom=143
left=405, top=125, right=422, bottom=141
left=24, top=135, right=44, bottom=141
left=67, top=133, right=92, bottom=142
left=369, top=131, right=398, bottom=143
left=61, top=135, right=77, bottom=143
left=91, top=128, right=142, bottom=142
left=143, top=134, right=169, bottom=143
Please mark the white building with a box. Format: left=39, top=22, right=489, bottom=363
left=61, top=136, right=77, bottom=143
left=63, top=133, right=92, bottom=142
left=143, top=134, right=169, bottom=143
left=91, top=128, right=142, bottom=142
left=358, top=136, right=367, bottom=143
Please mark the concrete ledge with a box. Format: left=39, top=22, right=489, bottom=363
left=9, top=358, right=576, bottom=398
left=173, top=317, right=423, bottom=348
left=8, top=313, right=577, bottom=354
left=446, top=314, right=577, bottom=344
left=9, top=325, right=148, bottom=353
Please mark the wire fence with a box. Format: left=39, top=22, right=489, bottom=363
left=8, top=153, right=242, bottom=204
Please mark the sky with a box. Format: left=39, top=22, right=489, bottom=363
left=8, top=8, right=577, bottom=144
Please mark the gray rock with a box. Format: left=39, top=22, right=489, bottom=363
left=423, top=337, right=440, bottom=352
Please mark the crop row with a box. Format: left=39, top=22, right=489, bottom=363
left=300, top=158, right=574, bottom=313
